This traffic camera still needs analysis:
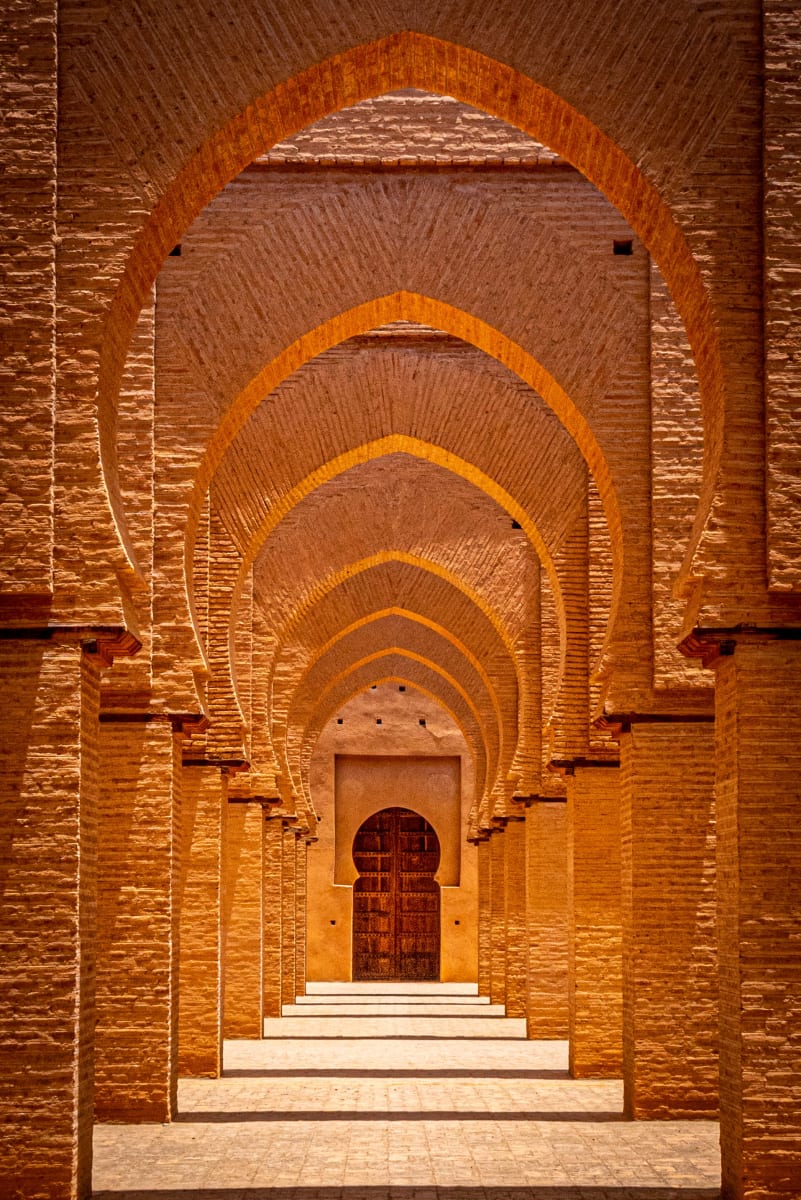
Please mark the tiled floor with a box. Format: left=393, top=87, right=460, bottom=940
left=93, top=983, right=721, bottom=1199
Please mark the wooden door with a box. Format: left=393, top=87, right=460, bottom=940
left=352, top=807, right=440, bottom=981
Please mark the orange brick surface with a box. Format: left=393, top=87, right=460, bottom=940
left=525, top=801, right=569, bottom=1038
left=568, top=766, right=623, bottom=1078
left=178, top=766, right=226, bottom=1077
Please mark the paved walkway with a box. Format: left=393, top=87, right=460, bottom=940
left=93, top=983, right=721, bottom=1199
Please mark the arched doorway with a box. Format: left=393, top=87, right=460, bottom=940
left=352, top=807, right=441, bottom=982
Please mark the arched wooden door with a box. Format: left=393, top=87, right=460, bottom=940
left=352, top=807, right=441, bottom=981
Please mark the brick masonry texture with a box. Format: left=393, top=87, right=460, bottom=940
left=620, top=722, right=718, bottom=1119
left=715, top=643, right=801, bottom=1198
left=177, top=766, right=226, bottom=1078
left=503, top=818, right=527, bottom=1018
left=96, top=719, right=181, bottom=1122
left=3, top=7, right=801, bottom=1200
left=525, top=802, right=569, bottom=1039
left=262, top=814, right=284, bottom=1018
left=222, top=801, right=264, bottom=1038
left=568, top=766, right=623, bottom=1079
left=489, top=832, right=507, bottom=1006
left=0, top=641, right=100, bottom=1199
left=281, top=826, right=298, bottom=1006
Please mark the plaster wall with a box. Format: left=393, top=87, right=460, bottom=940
left=306, top=682, right=477, bottom=982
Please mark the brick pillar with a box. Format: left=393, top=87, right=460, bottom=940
left=489, top=830, right=506, bottom=1005
left=178, top=764, right=226, bottom=1076
left=621, top=720, right=718, bottom=1118
left=477, top=838, right=491, bottom=997
left=281, top=824, right=297, bottom=1006
left=95, top=717, right=182, bottom=1121
left=263, top=812, right=283, bottom=1018
left=525, top=799, right=569, bottom=1038
left=568, top=764, right=622, bottom=1078
left=295, top=838, right=308, bottom=998
left=504, top=817, right=527, bottom=1017
left=0, top=640, right=100, bottom=1200
left=713, top=641, right=801, bottom=1199
left=223, top=801, right=264, bottom=1038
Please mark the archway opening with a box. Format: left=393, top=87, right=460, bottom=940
left=352, top=807, right=441, bottom=982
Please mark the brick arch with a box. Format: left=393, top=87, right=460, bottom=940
left=264, top=555, right=521, bottom=806
left=295, top=657, right=491, bottom=825
left=279, top=614, right=505, bottom=804
left=200, top=297, right=606, bottom=669
left=225, top=434, right=560, bottom=676
left=99, top=32, right=720, bottom=607
left=288, top=645, right=491, bottom=806
left=262, top=549, right=519, bottom=705
left=292, top=608, right=501, bottom=739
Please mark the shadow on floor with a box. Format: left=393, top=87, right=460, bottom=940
left=222, top=1068, right=571, bottom=1079
left=93, top=1187, right=721, bottom=1199
left=172, top=1109, right=624, bottom=1123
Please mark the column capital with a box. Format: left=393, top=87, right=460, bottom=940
left=595, top=711, right=715, bottom=738
left=680, top=623, right=801, bottom=668
left=548, top=757, right=619, bottom=776
left=512, top=793, right=568, bottom=806
left=0, top=622, right=141, bottom=665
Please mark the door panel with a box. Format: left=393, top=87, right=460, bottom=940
left=352, top=807, right=440, bottom=981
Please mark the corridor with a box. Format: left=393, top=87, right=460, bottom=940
left=92, top=985, right=721, bottom=1198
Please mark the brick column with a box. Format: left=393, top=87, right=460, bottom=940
left=295, top=837, right=308, bottom=998
left=281, top=823, right=297, bottom=1006
left=620, top=720, right=718, bottom=1118
left=525, top=799, right=569, bottom=1038
left=713, top=641, right=801, bottom=1199
left=95, top=717, right=182, bottom=1120
left=263, top=812, right=283, bottom=1018
left=503, top=817, right=527, bottom=1017
left=0, top=640, right=101, bottom=1200
left=223, top=801, right=264, bottom=1038
left=477, top=838, right=491, bottom=997
left=489, top=829, right=506, bottom=1005
left=568, top=764, right=622, bottom=1078
left=178, top=764, right=227, bottom=1076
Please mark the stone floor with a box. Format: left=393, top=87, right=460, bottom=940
left=93, top=983, right=721, bottom=1199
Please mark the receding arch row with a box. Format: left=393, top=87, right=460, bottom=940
left=280, top=616, right=505, bottom=804
left=288, top=643, right=490, bottom=802
left=220, top=438, right=562, bottom=740
left=101, top=31, right=721, bottom=611
left=201, top=295, right=612, bottom=664
left=291, top=607, right=504, bottom=750
left=232, top=550, right=523, bottom=792
left=295, top=659, right=492, bottom=830
left=258, top=554, right=526, bottom=793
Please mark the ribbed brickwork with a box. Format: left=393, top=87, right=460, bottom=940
left=525, top=802, right=569, bottom=1039
left=568, top=766, right=622, bottom=1078
left=281, top=826, right=297, bottom=1006
left=222, top=802, right=264, bottom=1038
left=489, top=831, right=507, bottom=1006
left=96, top=719, right=181, bottom=1121
left=294, top=839, right=308, bottom=998
left=620, top=722, right=718, bottom=1119
left=503, top=818, right=527, bottom=1018
left=265, top=90, right=562, bottom=166
left=0, top=0, right=56, bottom=596
left=178, top=765, right=226, bottom=1077
left=263, top=815, right=284, bottom=1017
left=477, top=839, right=491, bottom=997
left=0, top=642, right=100, bottom=1200
left=765, top=3, right=801, bottom=591
left=649, top=266, right=704, bottom=689
left=715, top=643, right=801, bottom=1199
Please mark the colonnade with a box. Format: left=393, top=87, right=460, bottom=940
left=4, top=634, right=801, bottom=1198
